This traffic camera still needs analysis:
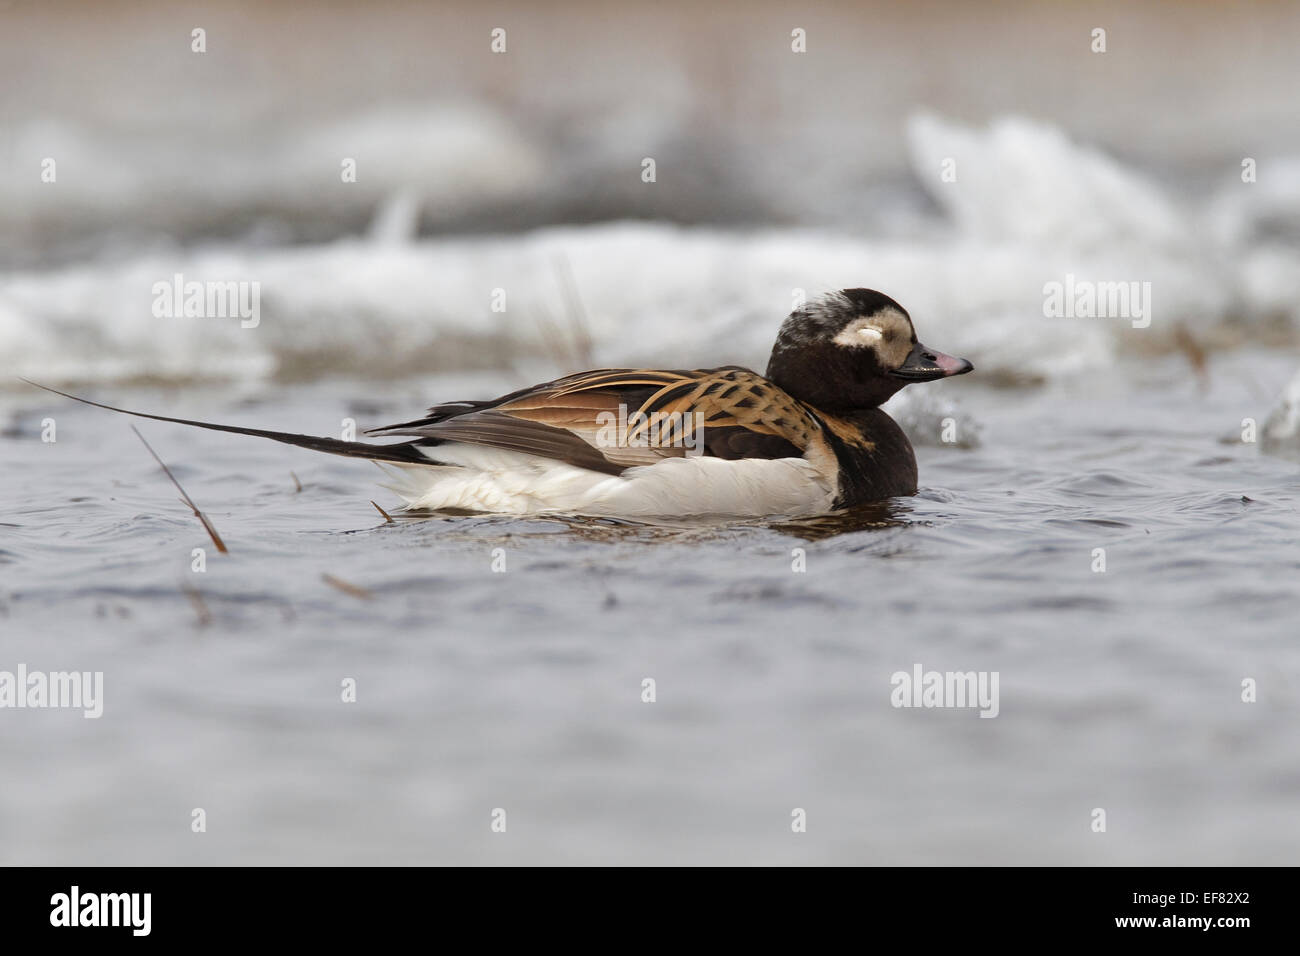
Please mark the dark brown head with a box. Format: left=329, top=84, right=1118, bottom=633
left=764, top=289, right=973, bottom=410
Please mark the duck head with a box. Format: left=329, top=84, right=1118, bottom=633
left=765, top=288, right=973, bottom=410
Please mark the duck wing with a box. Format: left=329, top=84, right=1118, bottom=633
left=366, top=366, right=822, bottom=473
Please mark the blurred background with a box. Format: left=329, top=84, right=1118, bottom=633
left=3, top=0, right=1299, bottom=394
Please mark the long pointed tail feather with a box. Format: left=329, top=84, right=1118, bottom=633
left=21, top=379, right=435, bottom=466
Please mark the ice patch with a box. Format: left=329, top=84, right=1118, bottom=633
left=1262, top=368, right=1300, bottom=462
left=4, top=115, right=1297, bottom=393
left=885, top=388, right=982, bottom=450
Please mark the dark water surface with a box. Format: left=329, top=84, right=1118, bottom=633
left=2, top=351, right=1298, bottom=864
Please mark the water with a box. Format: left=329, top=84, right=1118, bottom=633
left=3, top=347, right=1298, bottom=865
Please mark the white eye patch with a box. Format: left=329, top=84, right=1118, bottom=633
left=830, top=308, right=914, bottom=363
left=833, top=321, right=888, bottom=349
left=832, top=313, right=912, bottom=359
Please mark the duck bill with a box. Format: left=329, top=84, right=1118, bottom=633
left=890, top=341, right=974, bottom=382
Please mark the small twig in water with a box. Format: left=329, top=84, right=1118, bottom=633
left=1173, top=323, right=1209, bottom=393
left=181, top=578, right=213, bottom=627
left=371, top=500, right=394, bottom=523
left=531, top=301, right=573, bottom=372
left=130, top=425, right=228, bottom=554
left=290, top=471, right=303, bottom=493
left=552, top=252, right=595, bottom=369
left=322, top=573, right=373, bottom=600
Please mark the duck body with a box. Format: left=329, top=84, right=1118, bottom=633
left=378, top=368, right=921, bottom=516
left=30, top=288, right=970, bottom=518
left=371, top=286, right=966, bottom=516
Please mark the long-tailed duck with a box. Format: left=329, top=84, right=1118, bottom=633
left=28, top=289, right=972, bottom=517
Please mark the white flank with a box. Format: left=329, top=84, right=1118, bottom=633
left=379, top=443, right=837, bottom=517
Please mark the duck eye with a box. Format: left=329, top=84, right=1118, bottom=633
left=857, top=327, right=883, bottom=342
